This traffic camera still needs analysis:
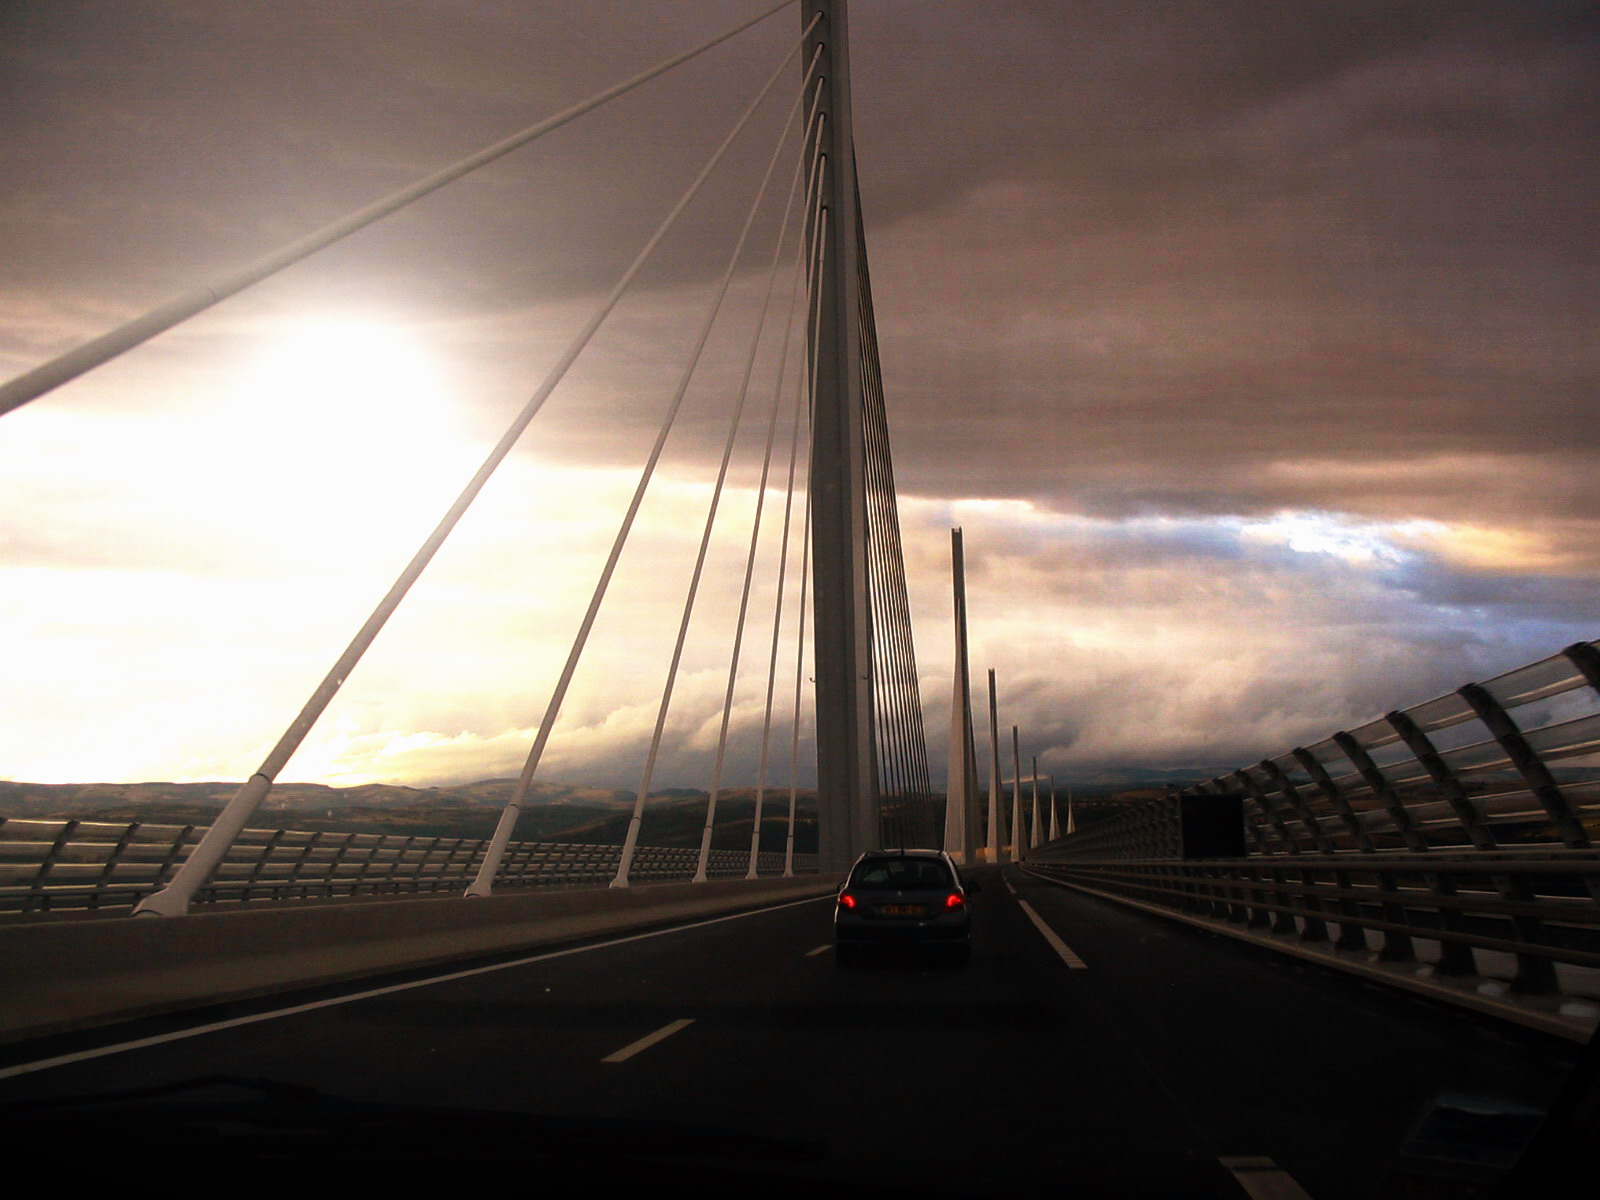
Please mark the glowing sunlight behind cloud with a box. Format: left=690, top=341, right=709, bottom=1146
left=1239, top=512, right=1439, bottom=566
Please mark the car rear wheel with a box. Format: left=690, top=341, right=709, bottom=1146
left=835, top=943, right=865, bottom=967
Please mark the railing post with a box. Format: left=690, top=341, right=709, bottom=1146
left=1293, top=748, right=1400, bottom=957
left=324, top=832, right=359, bottom=900
left=410, top=835, right=440, bottom=893
left=151, top=824, right=196, bottom=906
left=1232, top=771, right=1305, bottom=934
left=94, top=821, right=141, bottom=911
left=1334, top=731, right=1459, bottom=969
left=246, top=828, right=287, bottom=902
left=1387, top=709, right=1559, bottom=994
left=1256, top=759, right=1336, bottom=944
left=1460, top=681, right=1600, bottom=920
left=1459, top=683, right=1592, bottom=851
left=1562, top=641, right=1600, bottom=695
left=29, top=819, right=79, bottom=913
left=386, top=835, right=418, bottom=894
left=287, top=830, right=325, bottom=900
left=507, top=838, right=540, bottom=889
left=442, top=837, right=475, bottom=890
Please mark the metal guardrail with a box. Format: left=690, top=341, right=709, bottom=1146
left=1036, top=641, right=1600, bottom=1007
left=0, top=817, right=817, bottom=914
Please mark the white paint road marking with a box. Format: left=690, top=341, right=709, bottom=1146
left=807, top=944, right=832, bottom=956
left=1218, top=1157, right=1315, bottom=1200
left=0, top=893, right=834, bottom=1081
left=1004, top=876, right=1017, bottom=895
left=601, top=1018, right=695, bottom=1064
left=1016, top=898, right=1088, bottom=969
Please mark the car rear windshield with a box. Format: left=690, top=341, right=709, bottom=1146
left=849, top=857, right=954, bottom=891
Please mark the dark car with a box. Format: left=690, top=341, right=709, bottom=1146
left=833, top=849, right=977, bottom=966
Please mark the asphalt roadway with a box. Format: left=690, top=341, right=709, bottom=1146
left=0, top=865, right=1581, bottom=1197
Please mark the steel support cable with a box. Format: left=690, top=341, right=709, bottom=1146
left=867, top=347, right=929, bottom=810
left=742, top=195, right=821, bottom=879
left=860, top=413, right=906, bottom=833
left=863, top=420, right=909, bottom=817
left=691, top=131, right=832, bottom=889
left=132, top=21, right=819, bottom=918
left=0, top=0, right=801, bottom=418
left=864, top=408, right=916, bottom=817
left=863, top=378, right=914, bottom=810
left=858, top=311, right=913, bottom=819
left=782, top=233, right=825, bottom=878
left=856, top=222, right=930, bottom=835
left=460, top=24, right=823, bottom=897
left=609, top=75, right=824, bottom=889
left=784, top=497, right=815, bottom=876
left=864, top=366, right=902, bottom=800
left=864, top=419, right=909, bottom=830
left=880, top=497, right=929, bottom=798
left=866, top=395, right=920, bottom=824
left=692, top=167, right=826, bottom=894
left=860, top=432, right=900, bottom=827
left=131, top=35, right=816, bottom=918
left=691, top=145, right=827, bottom=884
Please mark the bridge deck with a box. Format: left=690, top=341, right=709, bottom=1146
left=0, top=865, right=1578, bottom=1197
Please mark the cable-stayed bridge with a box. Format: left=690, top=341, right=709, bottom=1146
left=2, top=0, right=935, bottom=905
left=2, top=5, right=1597, bottom=1196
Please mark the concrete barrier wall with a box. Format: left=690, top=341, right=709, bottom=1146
left=1, top=873, right=844, bottom=1044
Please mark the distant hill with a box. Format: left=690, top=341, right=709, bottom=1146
left=0, top=779, right=818, bottom=851
left=0, top=772, right=1293, bottom=850
left=0, top=778, right=636, bottom=816
left=548, top=789, right=819, bottom=854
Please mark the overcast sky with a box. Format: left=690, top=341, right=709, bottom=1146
left=3, top=0, right=1597, bottom=792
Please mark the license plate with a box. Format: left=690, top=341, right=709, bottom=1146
left=880, top=904, right=923, bottom=916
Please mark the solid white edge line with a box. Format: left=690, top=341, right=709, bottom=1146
left=601, top=1018, right=696, bottom=1064
left=0, top=893, right=834, bottom=1081
left=1218, top=1156, right=1315, bottom=1200
left=1015, top=898, right=1087, bottom=969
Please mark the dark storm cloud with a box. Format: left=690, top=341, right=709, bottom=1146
left=851, top=1, right=1600, bottom=532
left=6, top=1, right=1594, bottom=523
left=0, top=1, right=799, bottom=318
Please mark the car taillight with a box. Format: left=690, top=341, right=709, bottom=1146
left=944, top=892, right=965, bottom=909
left=838, top=893, right=858, bottom=909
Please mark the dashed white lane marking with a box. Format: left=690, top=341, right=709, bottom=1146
left=807, top=944, right=832, bottom=956
left=1016, top=898, right=1087, bottom=969
left=601, top=1018, right=696, bottom=1064
left=1004, top=876, right=1017, bottom=895
left=1218, top=1157, right=1314, bottom=1200
left=0, top=892, right=834, bottom=1081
